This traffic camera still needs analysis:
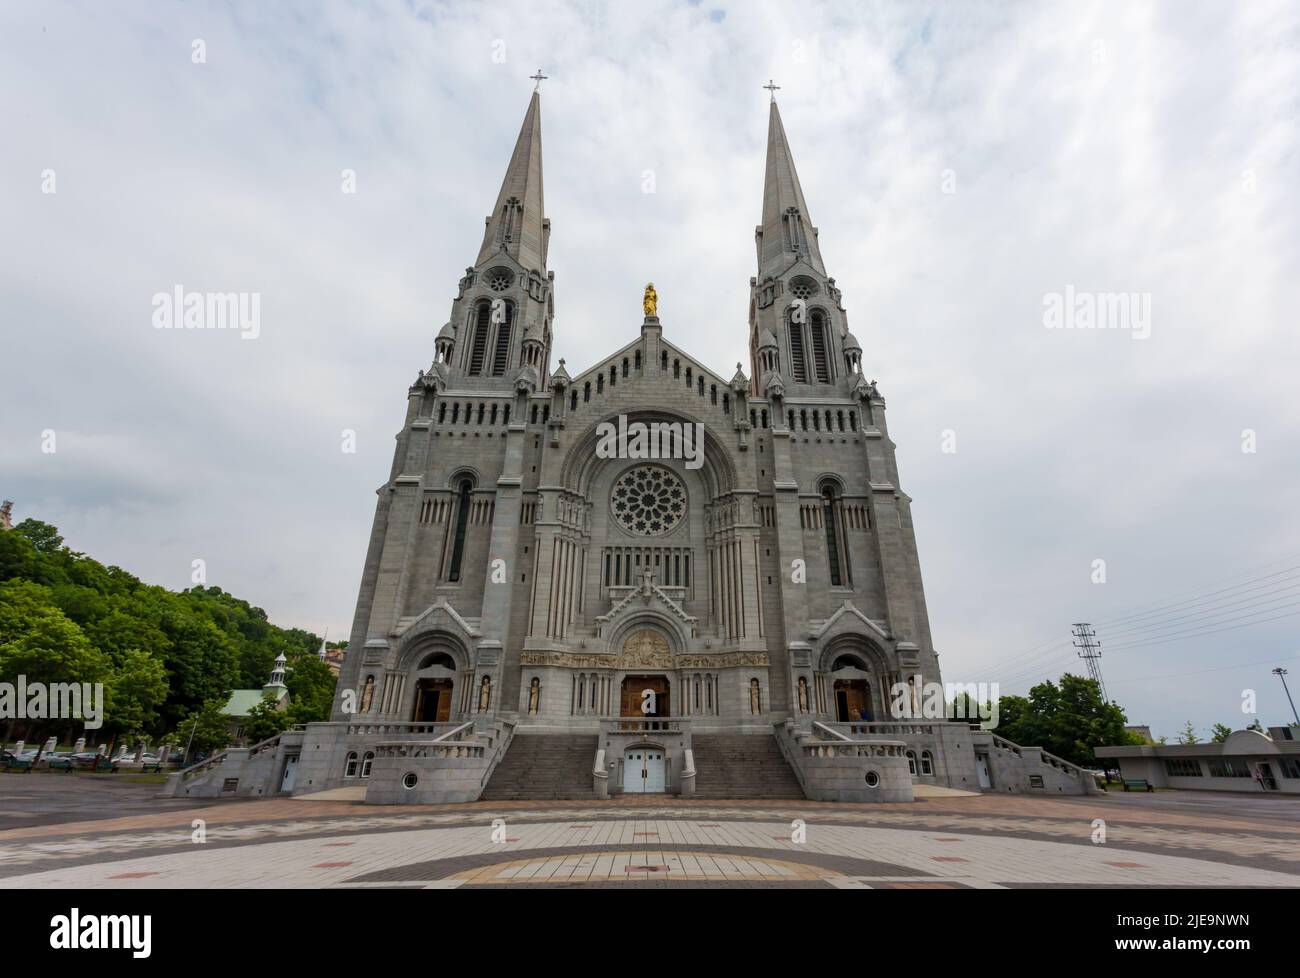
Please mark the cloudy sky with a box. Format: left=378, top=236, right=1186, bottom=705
left=2, top=1, right=1298, bottom=739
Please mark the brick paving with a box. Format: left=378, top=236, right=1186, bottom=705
left=1, top=778, right=1298, bottom=888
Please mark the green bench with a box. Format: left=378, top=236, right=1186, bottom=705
left=4, top=757, right=34, bottom=773
left=1122, top=778, right=1154, bottom=792
left=45, top=758, right=75, bottom=772
left=92, top=759, right=119, bottom=773
left=141, top=762, right=165, bottom=773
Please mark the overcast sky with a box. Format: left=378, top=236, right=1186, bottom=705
left=2, top=1, right=1298, bottom=740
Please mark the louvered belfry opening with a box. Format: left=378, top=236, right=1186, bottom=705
left=469, top=302, right=491, bottom=375
left=810, top=310, right=830, bottom=382
left=491, top=302, right=513, bottom=376
left=788, top=319, right=808, bottom=383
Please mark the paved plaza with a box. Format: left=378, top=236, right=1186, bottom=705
left=1, top=776, right=1297, bottom=888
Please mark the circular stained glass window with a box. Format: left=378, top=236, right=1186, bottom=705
left=611, top=466, right=686, bottom=536
left=486, top=268, right=515, bottom=291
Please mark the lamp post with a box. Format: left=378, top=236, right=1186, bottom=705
left=1273, top=667, right=1299, bottom=726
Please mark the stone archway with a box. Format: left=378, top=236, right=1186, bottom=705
left=617, top=628, right=674, bottom=724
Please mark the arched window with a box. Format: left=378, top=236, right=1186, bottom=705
left=788, top=319, right=808, bottom=383
left=360, top=751, right=375, bottom=779
left=906, top=750, right=917, bottom=776
left=490, top=302, right=513, bottom=376
left=810, top=309, right=831, bottom=382
left=448, top=479, right=473, bottom=582
left=921, top=750, right=934, bottom=776
left=468, top=302, right=491, bottom=375
left=660, top=351, right=668, bottom=371
left=570, top=390, right=578, bottom=410
left=822, top=486, right=843, bottom=586
left=583, top=382, right=591, bottom=403
left=344, top=751, right=358, bottom=778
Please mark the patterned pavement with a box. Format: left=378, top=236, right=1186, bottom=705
left=1, top=776, right=1298, bottom=888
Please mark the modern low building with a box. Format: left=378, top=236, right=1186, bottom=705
left=1096, top=726, right=1300, bottom=793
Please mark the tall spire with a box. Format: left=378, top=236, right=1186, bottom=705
left=476, top=90, right=548, bottom=272
left=757, top=98, right=825, bottom=277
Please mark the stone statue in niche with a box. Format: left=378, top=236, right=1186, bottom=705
left=798, top=676, right=809, bottom=714
left=528, top=677, right=540, bottom=715
left=478, top=675, right=492, bottom=712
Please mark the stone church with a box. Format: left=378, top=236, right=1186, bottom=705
left=168, top=89, right=1094, bottom=804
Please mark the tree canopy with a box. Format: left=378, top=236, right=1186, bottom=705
left=1, top=518, right=338, bottom=750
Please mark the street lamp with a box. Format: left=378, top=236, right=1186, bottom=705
left=1273, top=667, right=1299, bottom=726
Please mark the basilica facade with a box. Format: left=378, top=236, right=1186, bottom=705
left=169, top=89, right=1095, bottom=803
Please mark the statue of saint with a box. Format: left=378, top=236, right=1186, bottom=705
left=643, top=282, right=657, bottom=317
left=798, top=676, right=809, bottom=714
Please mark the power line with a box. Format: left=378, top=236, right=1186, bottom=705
left=1095, top=560, right=1300, bottom=628
left=1106, top=654, right=1300, bottom=685
left=1104, top=605, right=1300, bottom=653
left=1099, top=583, right=1300, bottom=641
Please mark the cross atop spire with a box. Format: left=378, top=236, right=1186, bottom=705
left=763, top=79, right=780, bottom=102
left=530, top=68, right=548, bottom=92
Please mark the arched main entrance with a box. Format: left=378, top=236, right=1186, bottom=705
left=620, top=675, right=671, bottom=718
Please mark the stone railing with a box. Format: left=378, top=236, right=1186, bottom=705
left=177, top=727, right=299, bottom=783
left=345, top=721, right=466, bottom=738
left=819, top=721, right=940, bottom=738
left=373, top=740, right=486, bottom=760
left=600, top=716, right=690, bottom=735
left=799, top=740, right=909, bottom=759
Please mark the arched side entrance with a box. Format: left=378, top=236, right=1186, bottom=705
left=410, top=649, right=459, bottom=722
left=833, top=677, right=870, bottom=722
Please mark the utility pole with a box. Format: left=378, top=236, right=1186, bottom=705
left=1273, top=667, right=1299, bottom=726
left=1072, top=623, right=1108, bottom=702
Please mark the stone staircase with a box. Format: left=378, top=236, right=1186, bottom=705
left=690, top=734, right=806, bottom=799
left=480, top=734, right=599, bottom=801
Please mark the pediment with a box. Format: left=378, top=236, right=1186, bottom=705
left=809, top=601, right=891, bottom=644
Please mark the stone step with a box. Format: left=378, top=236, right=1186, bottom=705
left=690, top=734, right=805, bottom=799
left=481, top=734, right=599, bottom=801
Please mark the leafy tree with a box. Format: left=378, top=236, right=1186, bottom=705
left=1209, top=723, right=1234, bottom=743
left=173, top=700, right=231, bottom=760
left=13, top=519, right=63, bottom=554
left=995, top=674, right=1132, bottom=769
left=285, top=655, right=337, bottom=725
left=1177, top=721, right=1200, bottom=745
left=104, top=649, right=169, bottom=742
left=242, top=697, right=292, bottom=744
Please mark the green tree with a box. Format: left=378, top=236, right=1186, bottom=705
left=995, top=674, right=1132, bottom=769
left=173, top=700, right=231, bottom=760
left=0, top=580, right=112, bottom=738
left=285, top=655, right=337, bottom=725
left=13, top=519, right=63, bottom=554
left=1209, top=723, right=1234, bottom=743
left=1177, top=721, right=1200, bottom=745
left=104, top=649, right=170, bottom=742
left=242, top=697, right=292, bottom=744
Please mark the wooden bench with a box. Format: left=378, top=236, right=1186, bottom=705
left=141, top=762, right=165, bottom=774
left=45, top=758, right=75, bottom=772
left=1122, top=778, right=1154, bottom=792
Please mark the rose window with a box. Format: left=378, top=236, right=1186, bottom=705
left=611, top=466, right=686, bottom=536
left=486, top=268, right=515, bottom=291
left=788, top=276, right=819, bottom=300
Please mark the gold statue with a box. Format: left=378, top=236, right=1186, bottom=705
left=643, top=282, right=657, bottom=317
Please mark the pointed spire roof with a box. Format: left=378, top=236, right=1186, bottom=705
left=758, top=99, right=825, bottom=277
left=476, top=91, right=548, bottom=272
